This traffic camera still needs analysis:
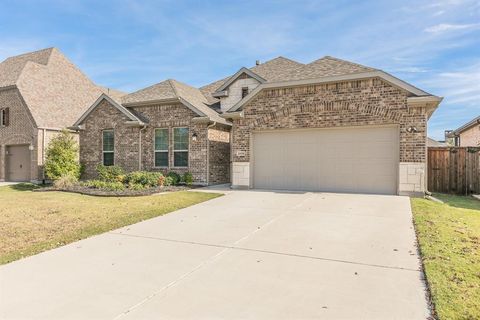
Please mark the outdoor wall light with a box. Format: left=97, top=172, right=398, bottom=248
left=28, top=144, right=34, bottom=151
left=192, top=132, right=198, bottom=141
left=406, top=126, right=418, bottom=133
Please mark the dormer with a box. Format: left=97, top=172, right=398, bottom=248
left=213, top=67, right=266, bottom=112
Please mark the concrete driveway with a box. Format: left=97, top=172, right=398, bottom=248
left=0, top=189, right=430, bottom=319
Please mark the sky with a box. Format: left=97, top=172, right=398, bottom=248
left=0, top=0, right=478, bottom=140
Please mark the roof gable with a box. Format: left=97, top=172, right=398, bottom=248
left=122, top=79, right=230, bottom=125
left=215, top=67, right=266, bottom=93
left=454, top=115, right=480, bottom=134
left=73, top=94, right=143, bottom=127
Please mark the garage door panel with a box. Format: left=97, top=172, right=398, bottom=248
left=253, top=127, right=399, bottom=194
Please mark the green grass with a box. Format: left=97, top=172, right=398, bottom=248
left=0, top=184, right=221, bottom=265
left=411, top=194, right=480, bottom=320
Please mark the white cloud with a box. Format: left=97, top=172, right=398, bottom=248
left=424, top=23, right=480, bottom=33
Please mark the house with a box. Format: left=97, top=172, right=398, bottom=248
left=73, top=56, right=442, bottom=195
left=427, top=137, right=448, bottom=147
left=0, top=47, right=123, bottom=182
left=447, top=116, right=480, bottom=146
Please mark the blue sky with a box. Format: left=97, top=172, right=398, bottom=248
left=0, top=0, right=478, bottom=140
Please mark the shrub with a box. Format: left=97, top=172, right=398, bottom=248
left=53, top=174, right=78, bottom=189
left=128, top=183, right=146, bottom=191
left=164, top=176, right=174, bottom=186
left=125, top=171, right=162, bottom=187
left=83, top=180, right=125, bottom=191
left=166, top=172, right=181, bottom=185
left=158, top=175, right=166, bottom=187
left=45, top=130, right=81, bottom=180
left=183, top=172, right=193, bottom=186
left=96, top=165, right=125, bottom=182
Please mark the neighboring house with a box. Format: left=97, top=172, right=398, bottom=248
left=0, top=47, right=123, bottom=182
left=74, top=55, right=442, bottom=195
left=427, top=137, right=448, bottom=147
left=448, top=116, right=480, bottom=146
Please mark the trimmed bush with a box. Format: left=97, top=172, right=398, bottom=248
left=45, top=130, right=81, bottom=180
left=83, top=180, right=125, bottom=191
left=53, top=174, right=78, bottom=189
left=164, top=176, right=174, bottom=186
left=166, top=172, right=181, bottom=185
left=96, top=165, right=125, bottom=182
left=183, top=172, right=193, bottom=186
left=128, top=183, right=146, bottom=191
left=124, top=171, right=162, bottom=188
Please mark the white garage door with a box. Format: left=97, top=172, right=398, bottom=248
left=252, top=126, right=399, bottom=194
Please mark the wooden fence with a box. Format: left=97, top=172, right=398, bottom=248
left=428, top=147, right=480, bottom=195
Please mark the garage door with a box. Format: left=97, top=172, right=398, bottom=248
left=253, top=126, right=399, bottom=194
left=6, top=145, right=31, bottom=182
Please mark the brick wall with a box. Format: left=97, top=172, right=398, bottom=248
left=459, top=125, right=480, bottom=146
left=79, top=99, right=231, bottom=185
left=232, top=79, right=426, bottom=163
left=230, top=78, right=428, bottom=194
left=80, top=99, right=140, bottom=178
left=0, top=88, right=38, bottom=181
left=208, top=125, right=230, bottom=184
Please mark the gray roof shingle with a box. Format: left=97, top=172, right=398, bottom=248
left=122, top=79, right=229, bottom=125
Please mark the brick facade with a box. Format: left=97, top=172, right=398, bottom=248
left=0, top=88, right=37, bottom=181
left=230, top=78, right=428, bottom=194
left=79, top=99, right=230, bottom=185
left=459, top=124, right=480, bottom=146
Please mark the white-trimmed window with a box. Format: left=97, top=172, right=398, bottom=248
left=173, top=127, right=189, bottom=167
left=102, top=130, right=114, bottom=166
left=154, top=128, right=169, bottom=167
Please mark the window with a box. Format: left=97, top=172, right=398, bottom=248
left=154, top=128, right=169, bottom=167
left=241, top=87, right=249, bottom=98
left=0, top=108, right=9, bottom=127
left=173, top=127, right=189, bottom=167
left=102, top=130, right=114, bottom=166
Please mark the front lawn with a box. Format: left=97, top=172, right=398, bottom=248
left=0, top=184, right=221, bottom=265
left=411, top=194, right=480, bottom=319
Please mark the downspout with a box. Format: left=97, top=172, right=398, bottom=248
left=206, top=121, right=216, bottom=185
left=139, top=125, right=147, bottom=170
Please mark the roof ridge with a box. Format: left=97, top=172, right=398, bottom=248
left=315, top=55, right=376, bottom=70
left=4, top=47, right=55, bottom=63
left=167, top=79, right=180, bottom=98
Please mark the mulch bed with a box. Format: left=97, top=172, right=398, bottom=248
left=35, top=184, right=198, bottom=197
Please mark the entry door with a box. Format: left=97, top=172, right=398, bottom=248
left=6, top=145, right=31, bottom=181
left=252, top=126, right=399, bottom=194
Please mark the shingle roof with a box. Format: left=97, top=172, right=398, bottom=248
left=0, top=47, right=127, bottom=128
left=427, top=137, right=448, bottom=147
left=284, top=56, right=376, bottom=81
left=199, top=56, right=376, bottom=104
left=122, top=79, right=229, bottom=125
left=0, top=47, right=54, bottom=88
left=200, top=56, right=304, bottom=103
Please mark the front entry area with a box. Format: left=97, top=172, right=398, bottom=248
left=252, top=126, right=399, bottom=194
left=6, top=145, right=31, bottom=182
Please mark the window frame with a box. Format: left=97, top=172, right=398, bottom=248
left=102, top=129, right=115, bottom=166
left=154, top=128, right=169, bottom=168
left=241, top=87, right=249, bottom=98
left=173, top=127, right=189, bottom=168
left=0, top=109, right=5, bottom=127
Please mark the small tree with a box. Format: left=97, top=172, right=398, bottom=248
left=45, top=130, right=81, bottom=180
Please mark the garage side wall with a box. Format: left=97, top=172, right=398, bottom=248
left=0, top=88, right=38, bottom=182
left=231, top=79, right=427, bottom=194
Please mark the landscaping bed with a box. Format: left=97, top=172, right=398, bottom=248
left=411, top=194, right=480, bottom=319
left=36, top=184, right=197, bottom=197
